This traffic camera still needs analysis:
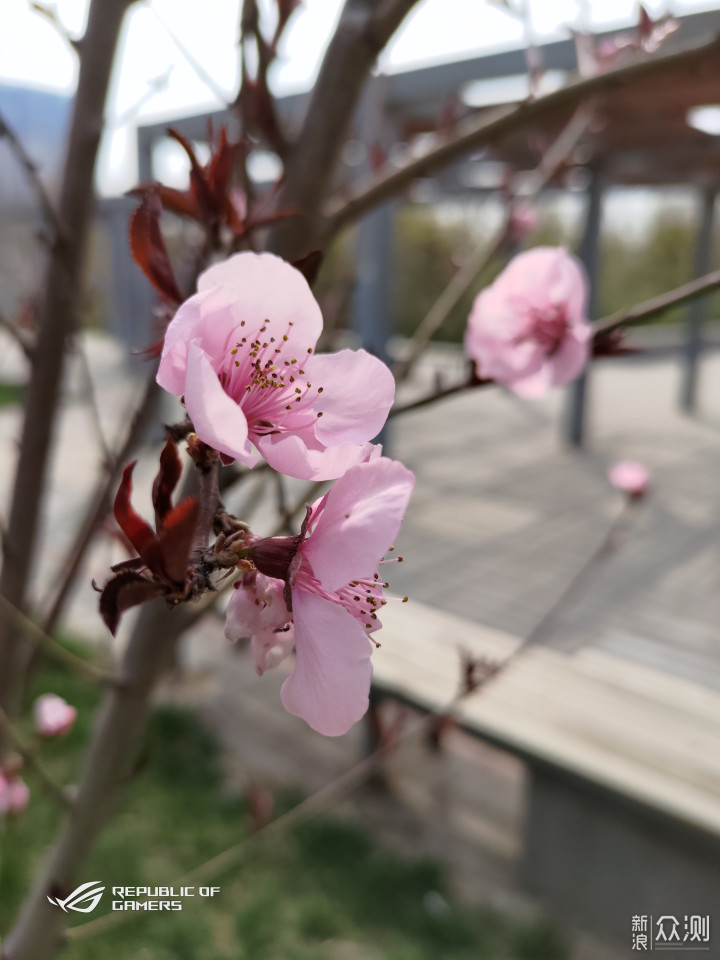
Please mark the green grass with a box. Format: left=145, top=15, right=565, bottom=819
left=0, top=646, right=568, bottom=960
left=0, top=382, right=25, bottom=407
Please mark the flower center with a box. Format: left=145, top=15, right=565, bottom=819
left=218, top=318, right=325, bottom=434
left=527, top=305, right=568, bottom=357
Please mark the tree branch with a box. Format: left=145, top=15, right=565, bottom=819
left=267, top=0, right=423, bottom=258
left=324, top=35, right=720, bottom=235
left=0, top=112, right=64, bottom=240
left=594, top=268, right=720, bottom=337
left=0, top=594, right=119, bottom=688
left=40, top=376, right=160, bottom=637
left=0, top=0, right=134, bottom=726
left=2, top=598, right=180, bottom=960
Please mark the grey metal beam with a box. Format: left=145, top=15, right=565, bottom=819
left=565, top=164, right=605, bottom=448
left=680, top=185, right=716, bottom=413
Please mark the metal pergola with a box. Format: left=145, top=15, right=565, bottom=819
left=129, top=7, right=720, bottom=444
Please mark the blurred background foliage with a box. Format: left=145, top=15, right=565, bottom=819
left=313, top=201, right=720, bottom=347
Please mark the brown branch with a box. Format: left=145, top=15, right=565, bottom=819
left=41, top=376, right=160, bottom=636
left=2, top=598, right=181, bottom=960
left=389, top=375, right=481, bottom=417
left=0, top=310, right=34, bottom=360
left=267, top=0, right=423, bottom=258
left=593, top=268, right=720, bottom=337
left=0, top=594, right=119, bottom=688
left=0, top=112, right=64, bottom=240
left=324, top=35, right=720, bottom=235
left=0, top=0, right=133, bottom=727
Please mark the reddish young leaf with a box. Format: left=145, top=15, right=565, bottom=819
left=156, top=497, right=200, bottom=586
left=167, top=128, right=217, bottom=221
left=207, top=128, right=242, bottom=206
left=114, top=462, right=157, bottom=559
left=99, top=571, right=166, bottom=636
left=242, top=78, right=287, bottom=158
left=130, top=183, right=201, bottom=221
left=129, top=189, right=183, bottom=304
left=152, top=437, right=183, bottom=528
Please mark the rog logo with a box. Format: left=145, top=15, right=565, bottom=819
left=47, top=881, right=105, bottom=913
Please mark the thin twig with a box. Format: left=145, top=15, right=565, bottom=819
left=0, top=310, right=35, bottom=360
left=395, top=104, right=593, bottom=382
left=150, top=3, right=230, bottom=107
left=324, top=36, right=720, bottom=235
left=41, top=376, right=159, bottom=636
left=0, top=595, right=119, bottom=688
left=389, top=376, right=479, bottom=418
left=73, top=337, right=112, bottom=464
left=0, top=707, right=73, bottom=809
left=0, top=112, right=64, bottom=240
left=593, top=268, right=720, bottom=337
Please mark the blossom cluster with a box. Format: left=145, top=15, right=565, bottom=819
left=152, top=252, right=412, bottom=736
left=109, top=244, right=594, bottom=737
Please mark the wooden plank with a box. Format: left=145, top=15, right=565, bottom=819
left=374, top=600, right=720, bottom=836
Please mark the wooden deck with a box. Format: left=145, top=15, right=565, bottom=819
left=376, top=599, right=720, bottom=941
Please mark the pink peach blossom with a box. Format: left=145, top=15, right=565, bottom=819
left=0, top=775, right=29, bottom=815
left=608, top=460, right=650, bottom=497
left=157, top=252, right=395, bottom=480
left=34, top=694, right=77, bottom=738
left=464, top=247, right=591, bottom=399
left=225, top=457, right=414, bottom=736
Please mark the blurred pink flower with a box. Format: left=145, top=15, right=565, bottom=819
left=464, top=247, right=591, bottom=398
left=508, top=204, right=539, bottom=244
left=34, top=693, right=77, bottom=738
left=157, top=252, right=394, bottom=480
left=225, top=457, right=414, bottom=736
left=608, top=460, right=650, bottom=498
left=0, top=775, right=29, bottom=815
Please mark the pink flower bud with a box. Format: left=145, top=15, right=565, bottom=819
left=608, top=460, right=650, bottom=498
left=0, top=774, right=30, bottom=815
left=34, top=694, right=77, bottom=738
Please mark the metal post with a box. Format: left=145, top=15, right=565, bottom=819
left=352, top=201, right=395, bottom=365
left=680, top=186, right=716, bottom=413
left=565, top=166, right=605, bottom=448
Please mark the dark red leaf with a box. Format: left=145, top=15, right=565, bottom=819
left=114, top=462, right=157, bottom=559
left=129, top=183, right=201, bottom=221
left=156, top=498, right=200, bottom=586
left=152, top=438, right=183, bottom=528
left=638, top=4, right=653, bottom=38
left=207, top=128, right=242, bottom=206
left=291, top=251, right=324, bottom=289
left=242, top=78, right=286, bottom=158
left=99, top=572, right=166, bottom=636
left=234, top=208, right=298, bottom=241
left=110, top=557, right=145, bottom=574
left=129, top=189, right=183, bottom=304
left=167, top=128, right=217, bottom=220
